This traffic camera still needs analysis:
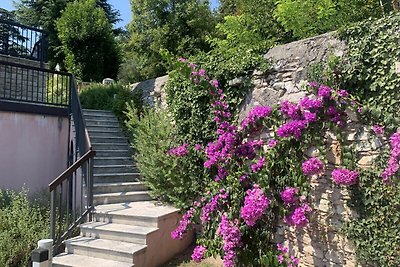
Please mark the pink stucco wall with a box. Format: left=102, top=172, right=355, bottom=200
left=0, top=111, right=69, bottom=193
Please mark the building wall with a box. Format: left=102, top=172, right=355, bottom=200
left=0, top=111, right=69, bottom=193
left=0, top=54, right=49, bottom=103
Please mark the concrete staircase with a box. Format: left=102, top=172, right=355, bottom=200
left=53, top=109, right=193, bottom=267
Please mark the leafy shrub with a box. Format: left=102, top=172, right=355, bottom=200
left=125, top=104, right=208, bottom=209
left=79, top=83, right=142, bottom=123
left=0, top=189, right=49, bottom=267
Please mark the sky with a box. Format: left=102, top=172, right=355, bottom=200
left=1, top=0, right=220, bottom=29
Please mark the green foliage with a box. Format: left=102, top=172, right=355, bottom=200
left=46, top=73, right=70, bottom=105
left=339, top=13, right=400, bottom=132
left=124, top=105, right=208, bottom=209
left=125, top=0, right=217, bottom=81
left=0, top=189, right=49, bottom=267
left=14, top=0, right=120, bottom=69
left=79, top=83, right=142, bottom=123
left=343, top=155, right=400, bottom=266
left=56, top=0, right=121, bottom=81
left=275, top=0, right=384, bottom=39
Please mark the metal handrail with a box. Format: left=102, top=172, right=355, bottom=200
left=48, top=74, right=95, bottom=253
left=49, top=149, right=96, bottom=192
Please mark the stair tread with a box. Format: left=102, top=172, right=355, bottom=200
left=95, top=157, right=132, bottom=160
left=80, top=221, right=158, bottom=235
left=53, top=253, right=132, bottom=267
left=94, top=173, right=140, bottom=177
left=94, top=201, right=179, bottom=219
left=94, top=181, right=144, bottom=187
left=66, top=236, right=147, bottom=254
left=94, top=165, right=135, bottom=168
left=83, top=109, right=114, bottom=113
left=94, top=191, right=149, bottom=198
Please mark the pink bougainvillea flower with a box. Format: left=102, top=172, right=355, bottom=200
left=332, top=168, right=359, bottom=186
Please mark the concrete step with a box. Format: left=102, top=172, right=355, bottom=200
left=53, top=253, right=133, bottom=267
left=88, top=129, right=125, bottom=138
left=93, top=182, right=147, bottom=194
left=80, top=222, right=158, bottom=245
left=94, top=157, right=133, bottom=165
left=94, top=165, right=138, bottom=174
left=64, top=236, right=146, bottom=264
left=93, top=201, right=180, bottom=228
left=94, top=173, right=141, bottom=183
left=91, top=136, right=128, bottom=144
left=84, top=114, right=119, bottom=122
left=92, top=143, right=131, bottom=151
left=87, top=124, right=120, bottom=131
left=83, top=109, right=114, bottom=115
left=95, top=150, right=132, bottom=158
left=85, top=119, right=120, bottom=127
left=93, top=191, right=151, bottom=205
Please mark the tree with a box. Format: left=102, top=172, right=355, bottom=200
left=13, top=0, right=120, bottom=68
left=56, top=0, right=121, bottom=81
left=0, top=8, right=28, bottom=56
left=126, top=0, right=217, bottom=81
left=274, top=0, right=386, bottom=39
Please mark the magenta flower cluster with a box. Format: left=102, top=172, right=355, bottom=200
left=171, top=208, right=194, bottom=240
left=218, top=214, right=241, bottom=267
left=284, top=203, right=312, bottom=228
left=240, top=184, right=270, bottom=226
left=302, top=157, right=324, bottom=176
left=241, top=106, right=272, bottom=129
left=251, top=157, right=265, bottom=173
left=381, top=132, right=400, bottom=182
left=280, top=187, right=298, bottom=205
left=331, top=168, right=359, bottom=186
left=277, top=244, right=300, bottom=267
left=191, top=245, right=207, bottom=262
left=167, top=143, right=189, bottom=157
left=201, top=190, right=229, bottom=222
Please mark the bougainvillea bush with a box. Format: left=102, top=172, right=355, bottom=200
left=165, top=60, right=399, bottom=266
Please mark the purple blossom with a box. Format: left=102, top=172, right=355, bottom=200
left=268, top=139, right=279, bottom=148
left=216, top=167, right=228, bottom=181
left=280, top=187, right=298, bottom=205
left=199, top=68, right=206, bottom=77
left=372, top=125, right=384, bottom=135
left=194, top=144, right=202, bottom=151
left=280, top=100, right=302, bottom=120
left=178, top=57, right=187, bottom=62
left=240, top=184, right=270, bottom=226
left=381, top=132, right=400, bottom=182
left=302, top=157, right=324, bottom=176
left=192, top=245, right=206, bottom=262
left=285, top=203, right=312, bottom=227
left=210, top=79, right=219, bottom=88
left=303, top=111, right=317, bottom=123
left=251, top=157, right=265, bottom=172
left=317, top=85, right=332, bottom=99
left=241, top=106, right=272, bottom=129
left=167, top=143, right=189, bottom=157
left=218, top=214, right=241, bottom=267
left=357, top=107, right=363, bottom=113
left=276, top=244, right=300, bottom=266
left=171, top=208, right=194, bottom=239
left=308, top=81, right=319, bottom=88
left=332, top=168, right=359, bottom=186
left=277, top=120, right=307, bottom=139
left=300, top=97, right=322, bottom=110
left=338, top=89, right=349, bottom=97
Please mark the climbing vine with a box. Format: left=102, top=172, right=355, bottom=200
left=164, top=59, right=400, bottom=266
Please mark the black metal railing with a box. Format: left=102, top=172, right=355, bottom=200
left=0, top=18, right=48, bottom=64
left=49, top=149, right=95, bottom=253
left=48, top=74, right=94, bottom=253
left=0, top=60, right=70, bottom=107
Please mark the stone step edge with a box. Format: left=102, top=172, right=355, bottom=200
left=52, top=253, right=133, bottom=267
left=93, top=191, right=150, bottom=198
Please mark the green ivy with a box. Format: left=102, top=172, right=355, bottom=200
left=338, top=13, right=400, bottom=132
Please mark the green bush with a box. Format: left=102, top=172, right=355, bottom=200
left=0, top=189, right=49, bottom=267
left=79, top=83, right=142, bottom=123
left=125, top=104, right=207, bottom=209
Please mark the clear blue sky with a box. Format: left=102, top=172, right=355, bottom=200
left=1, top=0, right=220, bottom=29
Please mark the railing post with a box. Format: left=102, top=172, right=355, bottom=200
left=87, top=155, right=94, bottom=221
left=50, top=190, right=56, bottom=241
